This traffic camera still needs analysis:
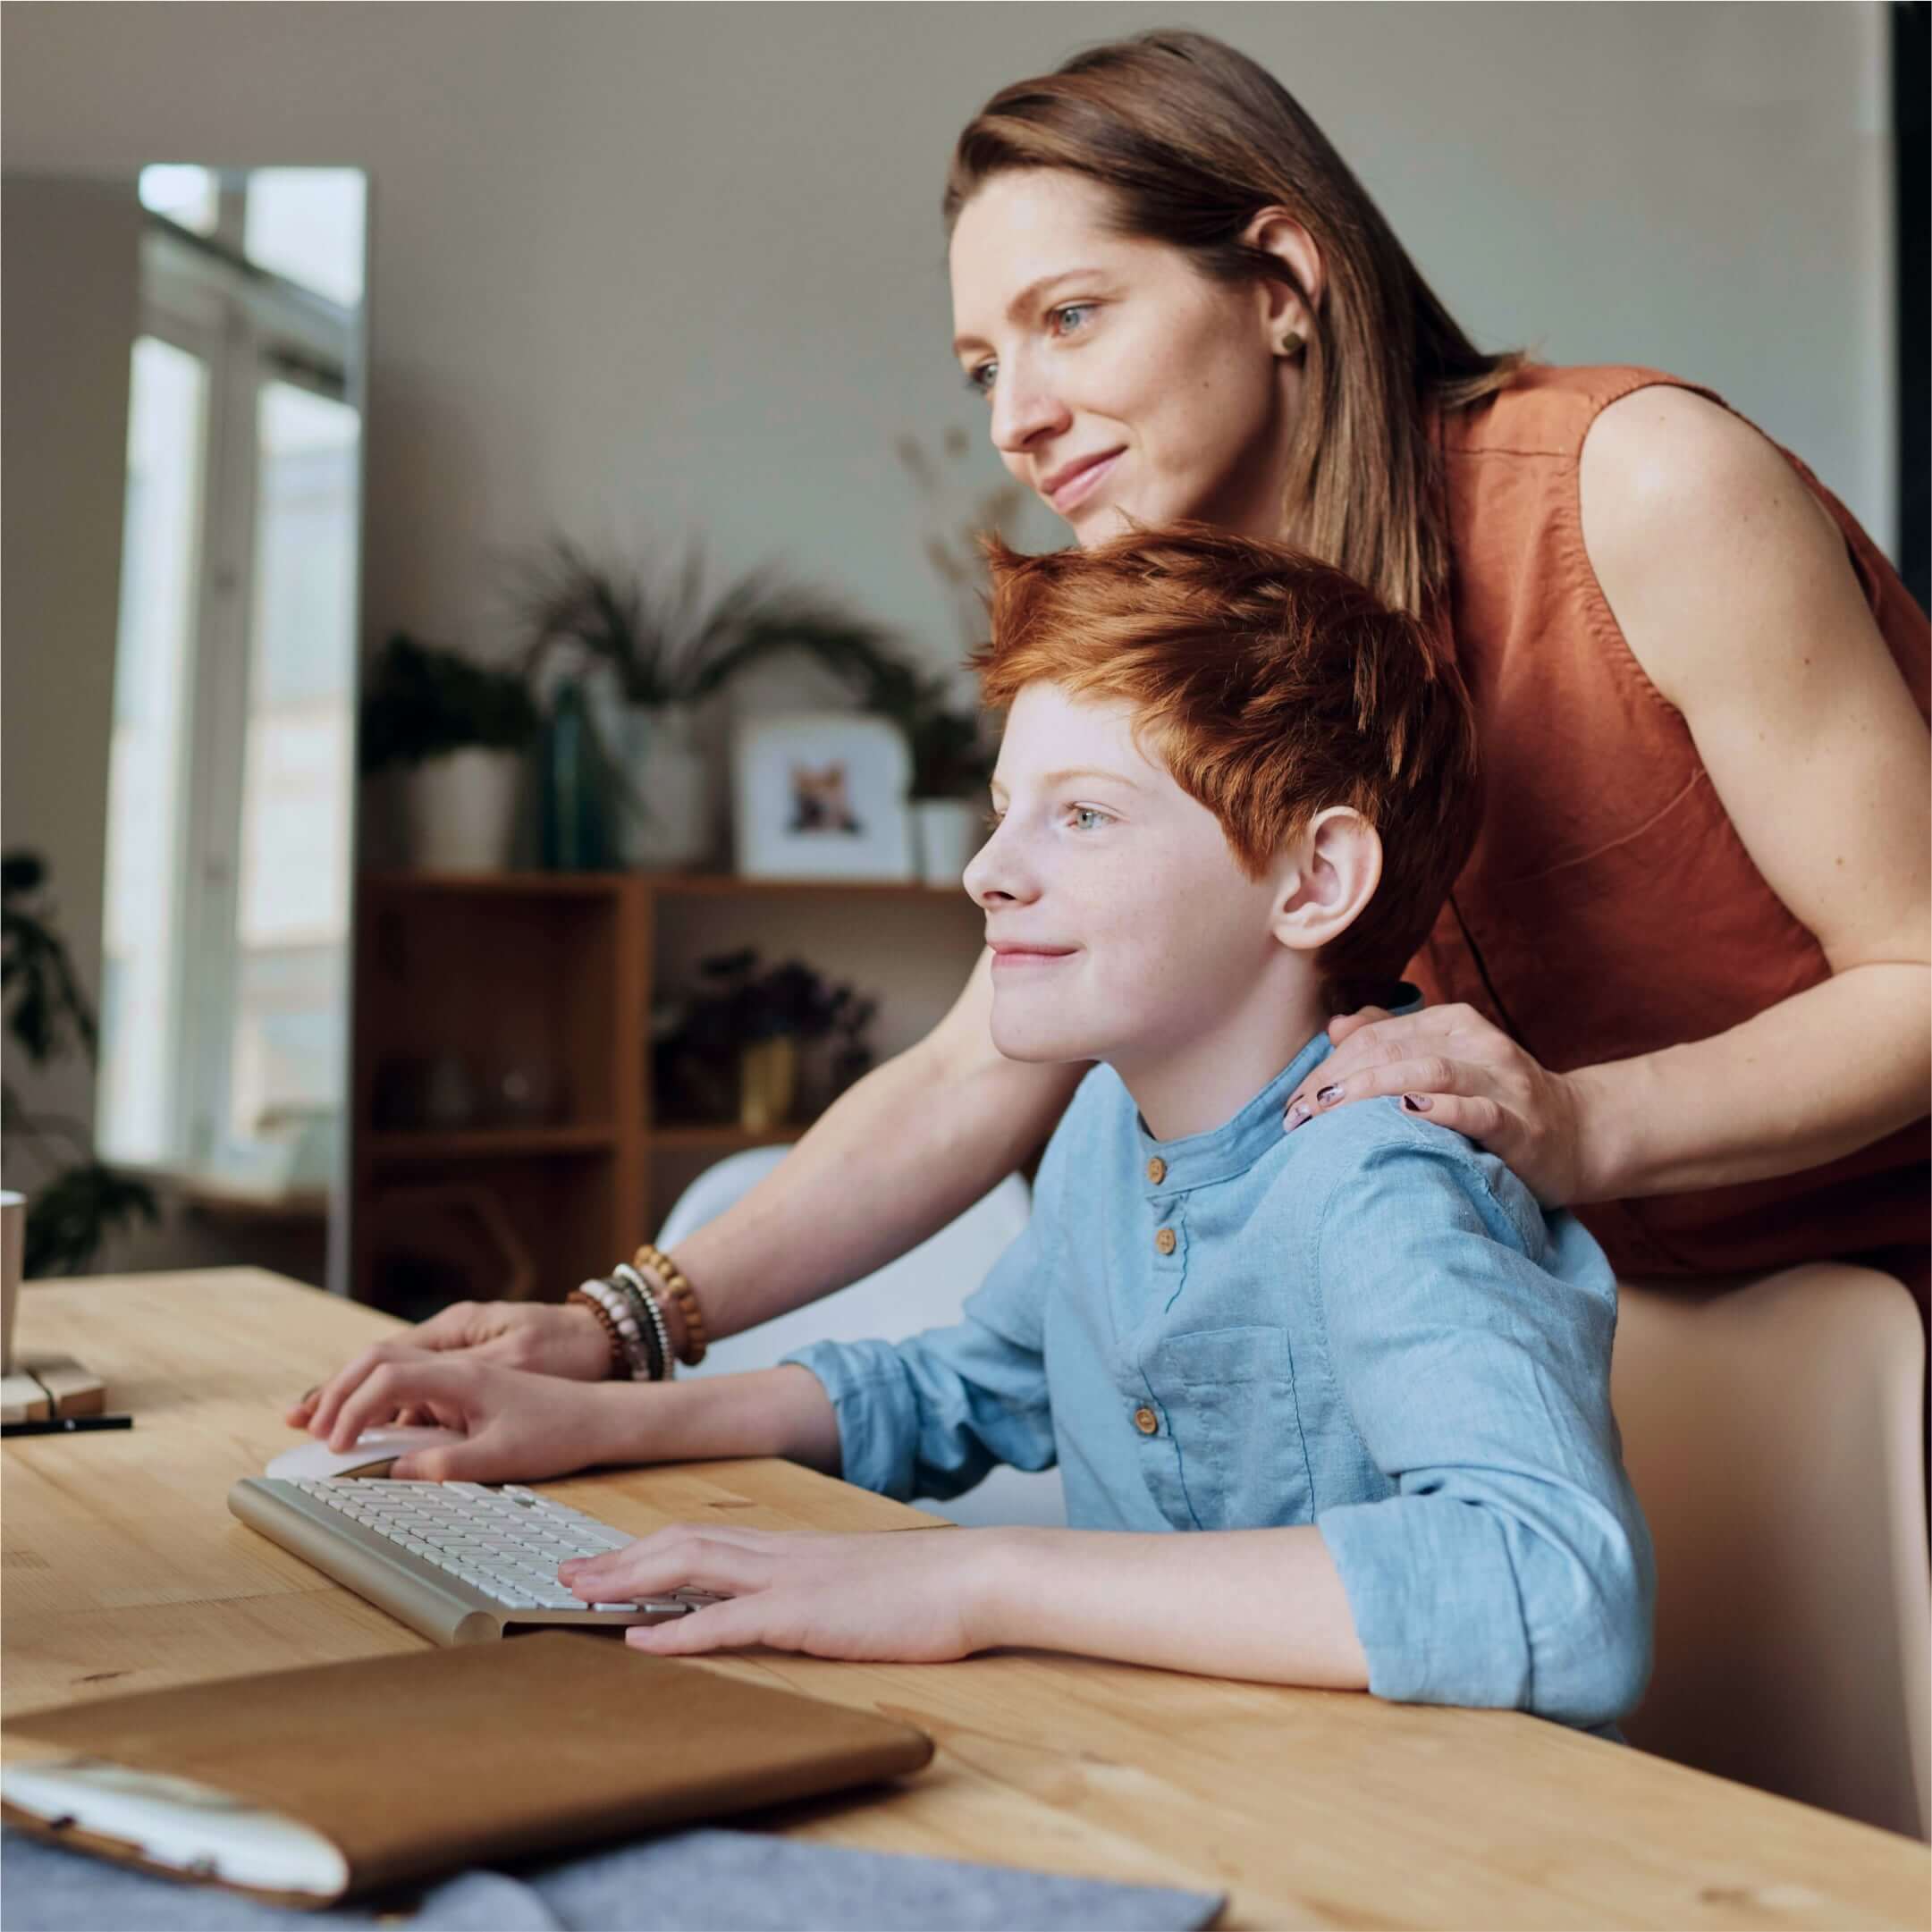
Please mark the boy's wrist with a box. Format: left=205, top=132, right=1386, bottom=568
left=964, top=1527, right=1045, bottom=1651
left=585, top=1378, right=669, bottom=1466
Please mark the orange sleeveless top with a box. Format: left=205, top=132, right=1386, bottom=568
left=1412, top=364, right=1929, bottom=1280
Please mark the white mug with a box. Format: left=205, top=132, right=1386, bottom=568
left=0, top=1191, right=23, bottom=1375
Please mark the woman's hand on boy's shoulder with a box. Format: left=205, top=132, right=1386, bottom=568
left=1283, top=1002, right=1592, bottom=1208
left=563, top=1523, right=1022, bottom=1663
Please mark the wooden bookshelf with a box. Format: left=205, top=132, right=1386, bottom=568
left=350, top=871, right=979, bottom=1311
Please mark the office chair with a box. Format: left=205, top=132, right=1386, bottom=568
left=655, top=1149, right=1068, bottom=1530
left=1612, top=1262, right=1930, bottom=1839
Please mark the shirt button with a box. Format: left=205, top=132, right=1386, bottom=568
left=1133, top=1405, right=1160, bottom=1436
left=1145, top=1157, right=1167, bottom=1185
left=1154, top=1227, right=1177, bottom=1256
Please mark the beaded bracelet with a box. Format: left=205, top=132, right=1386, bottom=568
left=575, top=1278, right=655, bottom=1382
left=611, top=1263, right=675, bottom=1382
left=565, top=1287, right=627, bottom=1379
left=632, top=1242, right=707, bottom=1366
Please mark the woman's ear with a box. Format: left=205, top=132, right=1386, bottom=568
left=1242, top=207, right=1324, bottom=346
left=1270, top=808, right=1381, bottom=954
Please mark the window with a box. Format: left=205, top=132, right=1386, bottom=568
left=96, top=173, right=364, bottom=1211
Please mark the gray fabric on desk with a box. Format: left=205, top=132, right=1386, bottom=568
left=2, top=1826, right=1226, bottom=1930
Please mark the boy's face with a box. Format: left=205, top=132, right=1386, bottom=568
left=964, top=682, right=1295, bottom=1067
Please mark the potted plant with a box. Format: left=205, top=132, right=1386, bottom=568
left=514, top=540, right=767, bottom=871
left=359, top=633, right=538, bottom=872
left=2, top=852, right=159, bottom=1276
left=901, top=686, right=997, bottom=888
left=652, top=949, right=875, bottom=1132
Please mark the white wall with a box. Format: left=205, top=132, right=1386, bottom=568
left=2, top=1, right=1898, bottom=672
left=1, top=179, right=139, bottom=1185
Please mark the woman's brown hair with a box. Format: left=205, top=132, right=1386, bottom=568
left=944, top=29, right=1523, bottom=620
left=973, top=527, right=1483, bottom=1011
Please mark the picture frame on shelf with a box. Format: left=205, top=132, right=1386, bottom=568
left=730, top=713, right=914, bottom=881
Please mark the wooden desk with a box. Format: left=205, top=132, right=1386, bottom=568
left=4, top=1270, right=1926, bottom=1928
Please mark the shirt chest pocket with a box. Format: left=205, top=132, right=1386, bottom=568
left=1141, top=1325, right=1314, bottom=1531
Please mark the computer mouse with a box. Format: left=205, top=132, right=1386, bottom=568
left=265, top=1426, right=470, bottom=1481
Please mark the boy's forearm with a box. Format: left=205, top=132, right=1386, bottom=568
left=974, top=1526, right=1371, bottom=1689
left=597, top=1365, right=843, bottom=1476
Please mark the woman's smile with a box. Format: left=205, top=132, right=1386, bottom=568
left=1044, top=449, right=1125, bottom=514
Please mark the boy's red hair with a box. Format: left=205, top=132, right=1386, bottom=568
left=972, top=527, right=1482, bottom=1007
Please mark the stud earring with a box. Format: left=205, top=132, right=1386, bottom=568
left=1277, top=330, right=1306, bottom=359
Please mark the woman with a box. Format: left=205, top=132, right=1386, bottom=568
left=298, top=28, right=1928, bottom=1451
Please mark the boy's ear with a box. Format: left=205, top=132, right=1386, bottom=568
left=1268, top=807, right=1381, bottom=954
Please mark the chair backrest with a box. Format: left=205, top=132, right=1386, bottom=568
left=1612, top=1262, right=1929, bottom=1839
left=656, top=1150, right=1067, bottom=1529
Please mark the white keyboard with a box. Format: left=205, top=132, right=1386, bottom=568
left=228, top=1476, right=723, bottom=1646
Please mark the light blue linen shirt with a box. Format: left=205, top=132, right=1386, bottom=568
left=783, top=1023, right=1656, bottom=1730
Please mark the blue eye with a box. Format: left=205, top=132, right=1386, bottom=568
left=965, top=361, right=997, bottom=398
left=1050, top=303, right=1094, bottom=337
left=1069, top=806, right=1111, bottom=831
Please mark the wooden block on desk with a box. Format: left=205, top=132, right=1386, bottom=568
left=1, top=1372, right=52, bottom=1423
left=20, top=1355, right=105, bottom=1418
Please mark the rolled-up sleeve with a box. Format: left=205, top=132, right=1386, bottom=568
left=780, top=1208, right=1056, bottom=1503
left=1312, top=1127, right=1654, bottom=1728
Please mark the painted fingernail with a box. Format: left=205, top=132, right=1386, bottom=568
left=1285, top=1100, right=1312, bottom=1130
left=1315, top=1084, right=1343, bottom=1106
left=1402, top=1093, right=1432, bottom=1112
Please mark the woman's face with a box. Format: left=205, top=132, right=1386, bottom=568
left=949, top=170, right=1304, bottom=547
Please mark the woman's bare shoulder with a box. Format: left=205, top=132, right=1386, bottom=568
left=1577, top=384, right=1850, bottom=709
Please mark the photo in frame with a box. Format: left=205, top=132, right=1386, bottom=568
left=731, top=713, right=915, bottom=881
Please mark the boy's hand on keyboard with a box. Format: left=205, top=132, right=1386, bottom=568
left=286, top=1302, right=613, bottom=1431
left=313, top=1357, right=633, bottom=1483
left=560, top=1523, right=1005, bottom=1664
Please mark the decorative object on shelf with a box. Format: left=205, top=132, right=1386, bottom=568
left=536, top=679, right=616, bottom=873
left=652, top=949, right=876, bottom=1130
left=359, top=634, right=538, bottom=873
left=609, top=703, right=709, bottom=870
left=738, top=1037, right=797, bottom=1134
left=1, top=852, right=159, bottom=1277
left=488, top=1051, right=567, bottom=1128
left=731, top=713, right=913, bottom=880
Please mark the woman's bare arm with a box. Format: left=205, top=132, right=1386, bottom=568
left=1563, top=387, right=1929, bottom=1196
left=292, top=953, right=1084, bottom=1425
left=663, top=948, right=1087, bottom=1344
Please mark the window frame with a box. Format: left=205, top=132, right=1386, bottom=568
left=103, top=218, right=362, bottom=1202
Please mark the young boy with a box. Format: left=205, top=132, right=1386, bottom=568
left=344, top=528, right=1654, bottom=1728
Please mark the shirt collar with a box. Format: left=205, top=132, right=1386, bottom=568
left=1132, top=983, right=1422, bottom=1194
